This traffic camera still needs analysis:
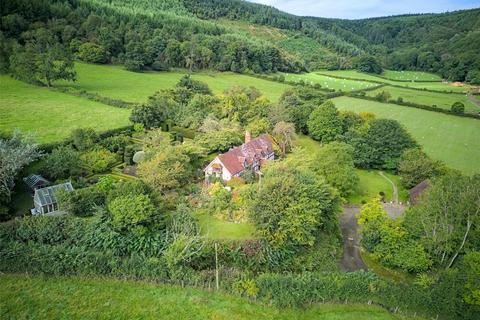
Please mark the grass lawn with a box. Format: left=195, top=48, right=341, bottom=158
left=0, top=76, right=131, bottom=143
left=295, top=136, right=407, bottom=204
left=0, top=274, right=405, bottom=320
left=381, top=70, right=442, bottom=82
left=196, top=210, right=255, bottom=240
left=348, top=170, right=407, bottom=205
left=366, top=86, right=479, bottom=113
left=332, top=96, right=480, bottom=175
left=57, top=62, right=292, bottom=103
left=282, top=72, right=377, bottom=91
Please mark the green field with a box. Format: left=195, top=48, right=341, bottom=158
left=316, top=70, right=469, bottom=93
left=57, top=62, right=292, bottom=103
left=0, top=274, right=404, bottom=320
left=366, top=86, right=479, bottom=112
left=381, top=70, right=442, bottom=81
left=282, top=72, right=377, bottom=91
left=196, top=210, right=255, bottom=240
left=0, top=76, right=131, bottom=143
left=332, top=96, right=480, bottom=175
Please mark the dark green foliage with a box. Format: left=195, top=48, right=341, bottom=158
left=130, top=104, right=168, bottom=129
left=307, top=101, right=343, bottom=143
left=311, top=142, right=358, bottom=197
left=9, top=28, right=75, bottom=86
left=40, top=146, right=83, bottom=180
left=176, top=75, right=211, bottom=95
left=247, top=162, right=340, bottom=249
left=398, top=148, right=444, bottom=188
left=279, top=87, right=323, bottom=134
left=345, top=118, right=417, bottom=169
left=70, top=128, right=99, bottom=151
left=58, top=186, right=105, bottom=217
left=451, top=101, right=465, bottom=114
left=353, top=55, right=382, bottom=74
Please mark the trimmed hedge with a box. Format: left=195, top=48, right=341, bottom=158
left=51, top=87, right=135, bottom=108
left=347, top=93, right=480, bottom=119
left=40, top=125, right=133, bottom=153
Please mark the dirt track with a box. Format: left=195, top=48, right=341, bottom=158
left=339, top=206, right=368, bottom=272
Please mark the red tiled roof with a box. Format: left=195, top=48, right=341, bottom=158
left=218, top=134, right=274, bottom=175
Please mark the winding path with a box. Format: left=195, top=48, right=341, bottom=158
left=378, top=171, right=398, bottom=204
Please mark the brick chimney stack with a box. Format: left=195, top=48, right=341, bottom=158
left=245, top=130, right=252, bottom=144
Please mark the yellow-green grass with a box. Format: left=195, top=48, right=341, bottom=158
left=283, top=72, right=377, bottom=91
left=295, top=135, right=407, bottom=204
left=57, top=62, right=292, bottom=103
left=316, top=70, right=469, bottom=93
left=0, top=274, right=404, bottom=320
left=196, top=210, right=255, bottom=240
left=366, top=86, right=479, bottom=113
left=381, top=70, right=442, bottom=81
left=0, top=76, right=131, bottom=143
left=332, top=96, right=480, bottom=175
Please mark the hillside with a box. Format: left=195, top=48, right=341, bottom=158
left=1, top=0, right=478, bottom=80
left=0, top=274, right=403, bottom=320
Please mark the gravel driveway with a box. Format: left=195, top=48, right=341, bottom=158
left=339, top=206, right=368, bottom=272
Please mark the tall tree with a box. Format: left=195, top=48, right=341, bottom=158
left=0, top=131, right=41, bottom=219
left=10, top=28, right=75, bottom=86
left=307, top=101, right=342, bottom=143
left=404, top=174, right=480, bottom=269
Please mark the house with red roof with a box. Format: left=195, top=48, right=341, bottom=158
left=204, top=131, right=275, bottom=183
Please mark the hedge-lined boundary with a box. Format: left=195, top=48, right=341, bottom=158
left=315, top=72, right=470, bottom=95
left=50, top=87, right=135, bottom=108
left=40, top=125, right=134, bottom=153
left=346, top=94, right=480, bottom=120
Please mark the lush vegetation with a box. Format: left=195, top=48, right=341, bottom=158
left=1, top=2, right=480, bottom=320
left=332, top=96, right=480, bottom=175
left=0, top=75, right=131, bottom=143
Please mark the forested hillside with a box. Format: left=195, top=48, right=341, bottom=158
left=182, top=0, right=480, bottom=81
left=1, top=0, right=479, bottom=81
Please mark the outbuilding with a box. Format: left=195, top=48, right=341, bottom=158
left=31, top=182, right=74, bottom=215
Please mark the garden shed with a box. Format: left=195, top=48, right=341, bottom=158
left=32, top=182, right=74, bottom=215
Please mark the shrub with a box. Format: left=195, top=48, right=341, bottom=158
left=41, top=145, right=83, bottom=180
left=451, top=101, right=465, bottom=114
left=80, top=148, right=118, bottom=174
left=58, top=186, right=105, bottom=216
